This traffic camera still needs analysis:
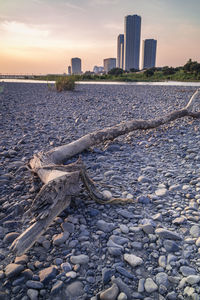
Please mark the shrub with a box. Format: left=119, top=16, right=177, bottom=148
left=55, top=76, right=75, bottom=92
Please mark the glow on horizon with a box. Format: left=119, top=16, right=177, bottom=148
left=0, top=0, right=200, bottom=74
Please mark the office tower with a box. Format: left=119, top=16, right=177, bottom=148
left=103, top=58, right=116, bottom=73
left=71, top=57, right=82, bottom=74
left=124, top=14, right=141, bottom=71
left=117, top=34, right=124, bottom=69
left=142, top=39, right=157, bottom=69
left=68, top=66, right=71, bottom=75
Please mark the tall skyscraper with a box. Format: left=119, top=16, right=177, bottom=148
left=103, top=58, right=116, bottom=73
left=124, top=15, right=141, bottom=71
left=117, top=34, right=124, bottom=69
left=142, top=39, right=157, bottom=69
left=71, top=57, right=82, bottom=74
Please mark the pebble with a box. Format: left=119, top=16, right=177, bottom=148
left=70, top=254, right=89, bottom=265
left=97, top=220, right=116, bottom=232
left=100, top=283, right=119, bottom=300
left=39, top=266, right=58, bottom=284
left=155, top=228, right=182, bottom=240
left=124, top=254, right=143, bottom=267
left=144, top=278, right=158, bottom=293
left=5, top=263, right=25, bottom=278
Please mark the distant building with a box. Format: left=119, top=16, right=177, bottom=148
left=71, top=57, right=82, bottom=74
left=124, top=14, right=141, bottom=71
left=142, top=39, right=157, bottom=69
left=103, top=58, right=116, bottom=73
left=68, top=66, right=71, bottom=75
left=93, top=66, right=104, bottom=74
left=117, top=34, right=124, bottom=69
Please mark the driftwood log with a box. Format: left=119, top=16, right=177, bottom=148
left=11, top=89, right=200, bottom=256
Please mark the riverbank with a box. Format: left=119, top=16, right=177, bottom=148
left=1, top=83, right=200, bottom=299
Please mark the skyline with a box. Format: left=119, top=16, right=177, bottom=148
left=0, top=0, right=200, bottom=74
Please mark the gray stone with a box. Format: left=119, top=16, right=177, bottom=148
left=155, top=272, right=169, bottom=287
left=155, top=228, right=182, bottom=240
left=97, top=220, right=116, bottom=233
left=117, top=292, right=127, bottom=300
left=119, top=225, right=129, bottom=234
left=190, top=225, right=200, bottom=238
left=61, top=262, right=72, bottom=272
left=124, top=254, right=143, bottom=267
left=141, top=224, right=155, bottom=234
left=155, top=188, right=168, bottom=197
left=195, top=237, right=200, bottom=247
left=138, top=278, right=145, bottom=293
left=144, top=278, right=158, bottom=293
left=70, top=254, right=89, bottom=265
left=100, top=283, right=119, bottom=300
left=184, top=286, right=195, bottom=297
left=26, top=280, right=44, bottom=289
left=14, top=255, right=28, bottom=264
left=102, top=268, right=113, bottom=284
left=111, top=277, right=132, bottom=300
left=65, top=281, right=84, bottom=298
left=61, top=222, right=75, bottom=233
left=117, top=209, right=134, bottom=219
left=152, top=213, right=162, bottom=221
left=186, top=275, right=200, bottom=284
left=158, top=256, right=167, bottom=268
left=163, top=240, right=180, bottom=252
left=180, top=266, right=196, bottom=276
left=5, top=263, right=25, bottom=278
left=51, top=280, right=64, bottom=295
left=172, top=216, right=187, bottom=225
left=52, top=232, right=69, bottom=246
left=110, top=235, right=129, bottom=245
left=39, top=266, right=58, bottom=284
left=27, top=289, right=38, bottom=300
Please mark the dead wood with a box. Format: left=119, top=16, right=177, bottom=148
left=11, top=88, right=200, bottom=256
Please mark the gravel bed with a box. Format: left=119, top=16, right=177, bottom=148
left=0, top=82, right=200, bottom=300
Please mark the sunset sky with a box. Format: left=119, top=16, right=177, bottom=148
left=0, top=0, right=200, bottom=74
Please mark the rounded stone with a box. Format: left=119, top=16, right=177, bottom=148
left=100, top=283, right=119, bottom=300
left=124, top=254, right=143, bottom=267
left=144, top=278, right=158, bottom=293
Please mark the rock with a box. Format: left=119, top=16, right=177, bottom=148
left=39, top=266, right=58, bottom=284
left=61, top=222, right=75, bottom=233
left=102, top=190, right=112, bottom=199
left=117, top=209, right=134, bottom=219
left=70, top=254, right=89, bottom=265
left=195, top=237, right=200, bottom=247
left=117, top=292, right=127, bottom=300
left=111, top=277, right=132, bottom=300
left=144, top=278, right=158, bottom=293
left=66, top=271, right=77, bottom=279
left=163, top=240, right=180, bottom=252
left=155, top=272, right=169, bottom=287
left=52, top=232, right=69, bottom=246
left=152, top=213, right=163, bottom=221
left=110, top=235, right=129, bottom=245
left=51, top=280, right=64, bottom=295
left=124, top=254, right=143, bottom=267
left=100, top=283, right=119, bottom=300
left=158, top=256, right=167, bottom=268
left=61, top=262, right=72, bottom=273
left=186, top=275, right=200, bottom=284
left=102, top=268, right=113, bottom=284
left=65, top=281, right=84, bottom=298
left=26, top=280, right=44, bottom=289
left=172, top=216, right=187, bottom=225
left=180, top=266, right=196, bottom=276
left=116, top=266, right=135, bottom=279
left=138, top=196, right=150, bottom=204
left=190, top=225, right=200, bottom=238
left=3, top=232, right=19, bottom=244
left=155, top=188, right=168, bottom=197
left=184, top=286, right=195, bottom=297
left=138, top=175, right=151, bottom=183
left=5, top=263, right=25, bottom=278
left=119, top=224, right=129, bottom=234
left=97, top=220, right=116, bottom=233
left=155, top=228, right=182, bottom=240
left=141, top=224, right=155, bottom=234
left=138, top=278, right=145, bottom=293
left=14, top=255, right=28, bottom=264
left=27, top=289, right=38, bottom=300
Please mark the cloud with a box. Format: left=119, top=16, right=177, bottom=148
left=64, top=2, right=86, bottom=11
left=1, top=21, right=49, bottom=37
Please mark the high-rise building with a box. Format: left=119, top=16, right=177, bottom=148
left=142, top=39, right=157, bottom=69
left=103, top=58, right=116, bottom=73
left=71, top=57, right=82, bottom=74
left=68, top=66, right=71, bottom=75
left=117, top=34, right=124, bottom=69
left=124, top=14, right=141, bottom=71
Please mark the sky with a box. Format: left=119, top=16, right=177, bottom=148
left=0, top=0, right=200, bottom=74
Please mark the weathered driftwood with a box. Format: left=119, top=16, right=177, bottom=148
left=11, top=89, right=200, bottom=256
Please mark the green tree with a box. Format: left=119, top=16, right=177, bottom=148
left=108, top=68, right=124, bottom=76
